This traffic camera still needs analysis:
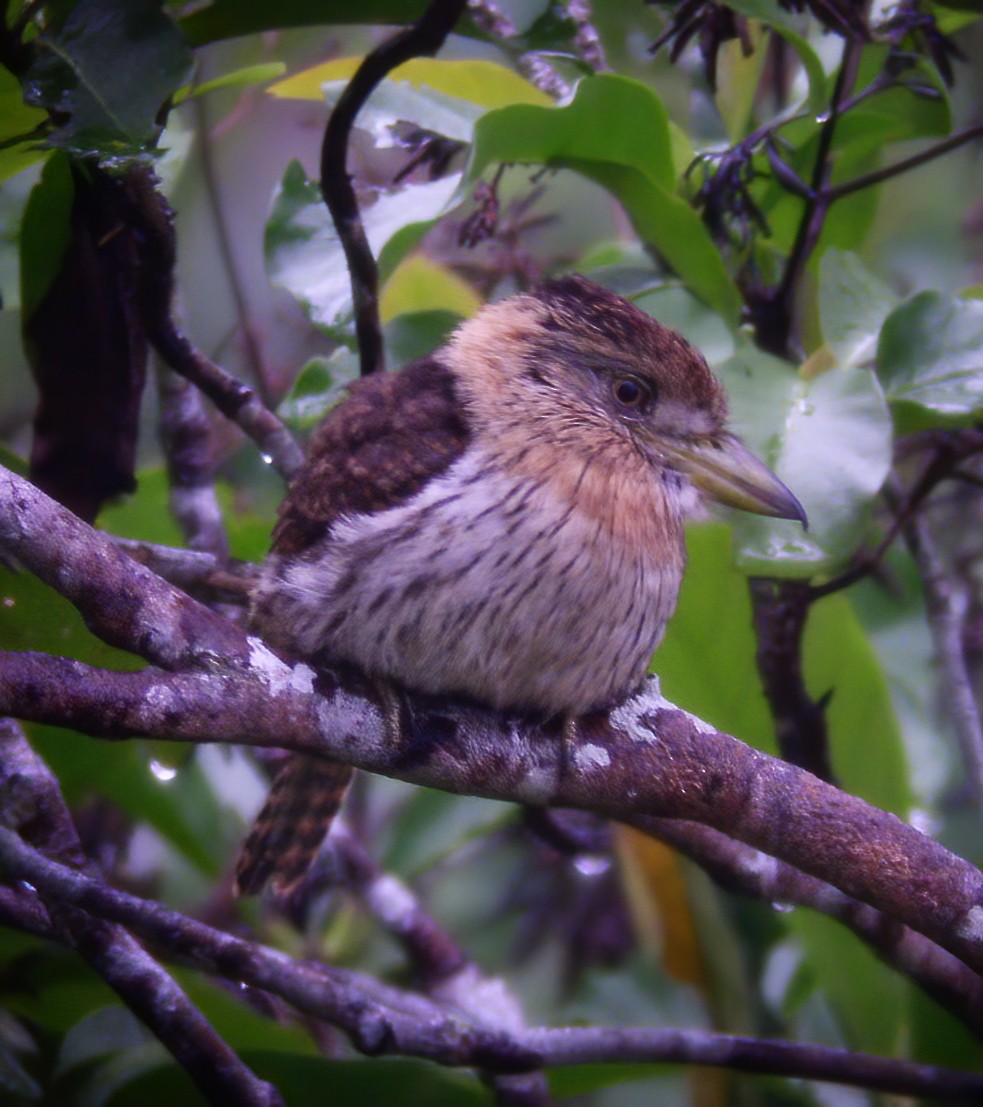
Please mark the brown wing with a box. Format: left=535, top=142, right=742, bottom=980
left=238, top=356, right=470, bottom=896
left=272, top=354, right=471, bottom=556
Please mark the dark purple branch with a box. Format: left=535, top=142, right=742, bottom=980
left=115, top=167, right=303, bottom=479
left=0, top=719, right=282, bottom=1107
left=5, top=647, right=983, bottom=985
left=749, top=579, right=833, bottom=780
left=66, top=913, right=284, bottom=1107
left=319, top=0, right=469, bottom=376
left=0, top=827, right=537, bottom=1072
left=827, top=123, right=983, bottom=202
left=1, top=828, right=979, bottom=1101
left=522, top=1027, right=983, bottom=1101
left=0, top=464, right=248, bottom=667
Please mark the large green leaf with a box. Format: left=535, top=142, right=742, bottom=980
left=876, top=290, right=983, bottom=429
left=468, top=75, right=742, bottom=324
left=0, top=68, right=47, bottom=185
left=717, top=344, right=892, bottom=578
left=655, top=523, right=775, bottom=754
left=270, top=56, right=550, bottom=111
left=787, top=910, right=908, bottom=1057
left=658, top=525, right=909, bottom=813
left=818, top=249, right=900, bottom=369
left=265, top=160, right=461, bottom=339
left=25, top=0, right=193, bottom=161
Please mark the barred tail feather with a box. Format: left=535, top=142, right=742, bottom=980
left=235, top=755, right=354, bottom=896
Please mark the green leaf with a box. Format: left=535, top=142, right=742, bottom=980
left=278, top=352, right=351, bottom=431
left=173, top=62, right=286, bottom=105
left=656, top=523, right=776, bottom=754
left=787, top=910, right=908, bottom=1057
left=468, top=75, right=742, bottom=324
left=25, top=0, right=193, bottom=160
left=876, top=290, right=983, bottom=428
left=803, top=593, right=911, bottom=816
left=818, top=249, right=900, bottom=368
left=0, top=68, right=47, bottom=184
left=265, top=160, right=461, bottom=337
left=270, top=57, right=550, bottom=110
left=380, top=255, right=480, bottom=321
left=717, top=344, right=892, bottom=577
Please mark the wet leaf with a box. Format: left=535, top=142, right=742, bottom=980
left=876, top=290, right=983, bottom=428
left=25, top=0, right=192, bottom=160
left=469, top=75, right=742, bottom=323
left=717, top=343, right=892, bottom=577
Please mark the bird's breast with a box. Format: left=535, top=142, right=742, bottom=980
left=257, top=446, right=687, bottom=716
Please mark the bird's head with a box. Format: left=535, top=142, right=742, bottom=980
left=448, top=275, right=806, bottom=527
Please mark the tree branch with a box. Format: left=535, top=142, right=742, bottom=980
left=319, top=0, right=469, bottom=376
left=4, top=464, right=983, bottom=1024
left=900, top=493, right=983, bottom=815
left=630, top=815, right=983, bottom=1036
left=0, top=719, right=283, bottom=1107
left=156, top=365, right=230, bottom=560
left=4, top=645, right=983, bottom=984
left=1, top=828, right=980, bottom=1101
left=115, top=167, right=304, bottom=479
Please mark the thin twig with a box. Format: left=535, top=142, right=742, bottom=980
left=191, top=95, right=273, bottom=406
left=114, top=166, right=304, bottom=479
left=109, top=535, right=257, bottom=604
left=320, top=0, right=469, bottom=376
left=334, top=828, right=551, bottom=1105
left=897, top=486, right=983, bottom=815
left=827, top=123, right=983, bottom=203
left=772, top=35, right=864, bottom=346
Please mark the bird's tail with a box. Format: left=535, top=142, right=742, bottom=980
left=235, top=754, right=354, bottom=896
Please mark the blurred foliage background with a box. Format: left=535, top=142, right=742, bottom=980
left=2, top=1, right=983, bottom=1104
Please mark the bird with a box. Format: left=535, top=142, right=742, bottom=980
left=235, top=275, right=806, bottom=895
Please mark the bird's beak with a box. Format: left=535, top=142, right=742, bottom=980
left=659, top=432, right=808, bottom=526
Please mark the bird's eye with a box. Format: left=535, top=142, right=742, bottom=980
left=612, top=376, right=652, bottom=409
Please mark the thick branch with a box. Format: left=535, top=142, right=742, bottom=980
left=4, top=463, right=983, bottom=996
left=4, top=649, right=983, bottom=984
left=0, top=464, right=248, bottom=667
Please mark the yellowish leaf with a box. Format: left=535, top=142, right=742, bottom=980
left=269, top=56, right=551, bottom=108
left=380, top=255, right=482, bottom=322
